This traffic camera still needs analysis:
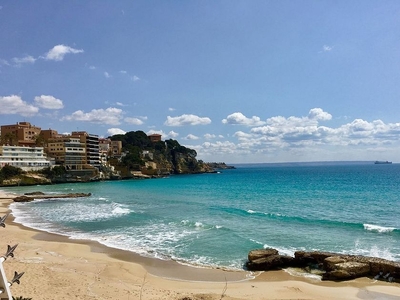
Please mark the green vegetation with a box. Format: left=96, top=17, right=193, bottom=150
left=0, top=165, right=23, bottom=183
left=39, top=165, right=67, bottom=178
left=109, top=131, right=206, bottom=174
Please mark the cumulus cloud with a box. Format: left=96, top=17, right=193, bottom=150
left=0, top=95, right=39, bottom=116
left=164, top=114, right=211, bottom=126
left=44, top=44, right=84, bottom=61
left=184, top=134, right=199, bottom=140
left=107, top=128, right=126, bottom=136
left=124, top=117, right=144, bottom=125
left=13, top=55, right=36, bottom=66
left=168, top=131, right=179, bottom=138
left=227, top=108, right=400, bottom=151
left=131, top=75, right=140, bottom=81
left=168, top=107, right=176, bottom=112
left=222, top=112, right=265, bottom=126
left=34, top=95, right=64, bottom=109
left=62, top=107, right=123, bottom=125
left=204, top=133, right=216, bottom=139
left=104, top=72, right=111, bottom=78
left=323, top=45, right=333, bottom=52
left=308, top=108, right=332, bottom=121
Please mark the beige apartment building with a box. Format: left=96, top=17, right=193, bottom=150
left=0, top=122, right=41, bottom=146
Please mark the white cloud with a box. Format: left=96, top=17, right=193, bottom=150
left=119, top=70, right=127, bottom=74
left=184, top=134, right=199, bottom=140
left=34, top=95, right=64, bottom=109
left=0, top=95, right=39, bottom=116
left=124, top=117, right=144, bottom=125
left=222, top=112, right=265, bottom=126
left=323, top=45, right=333, bottom=52
left=169, top=107, right=176, bottom=112
left=168, top=131, right=179, bottom=138
left=89, top=65, right=96, bottom=70
left=116, top=102, right=124, bottom=106
left=62, top=107, right=123, bottom=125
left=13, top=55, right=36, bottom=66
left=107, top=128, right=126, bottom=136
left=204, top=133, right=216, bottom=139
left=104, top=72, right=111, bottom=78
left=44, top=44, right=84, bottom=61
left=164, top=114, right=212, bottom=126
left=308, top=108, right=332, bottom=121
left=131, top=75, right=140, bottom=81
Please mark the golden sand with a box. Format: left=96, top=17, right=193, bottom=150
left=1, top=190, right=399, bottom=300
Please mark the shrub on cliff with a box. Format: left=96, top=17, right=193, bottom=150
left=0, top=165, right=23, bottom=183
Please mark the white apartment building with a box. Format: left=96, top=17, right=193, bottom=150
left=0, top=145, right=51, bottom=171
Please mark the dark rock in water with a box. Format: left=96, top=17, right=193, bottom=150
left=24, top=191, right=45, bottom=195
left=246, top=248, right=400, bottom=282
left=13, top=195, right=34, bottom=202
left=248, top=248, right=278, bottom=262
left=13, top=193, right=92, bottom=202
left=246, top=254, right=294, bottom=271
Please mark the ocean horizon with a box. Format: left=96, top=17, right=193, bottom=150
left=5, top=161, right=400, bottom=271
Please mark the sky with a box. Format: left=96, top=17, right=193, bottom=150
left=1, top=1, right=400, bottom=163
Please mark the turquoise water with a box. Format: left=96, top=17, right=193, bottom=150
left=5, top=162, right=400, bottom=270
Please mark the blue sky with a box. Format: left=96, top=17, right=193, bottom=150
left=1, top=1, right=400, bottom=163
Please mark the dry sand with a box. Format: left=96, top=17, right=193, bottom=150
left=1, top=190, right=400, bottom=300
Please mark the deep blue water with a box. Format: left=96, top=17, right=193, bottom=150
left=5, top=162, right=400, bottom=270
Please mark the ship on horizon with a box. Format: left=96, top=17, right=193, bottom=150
left=374, top=161, right=392, bottom=164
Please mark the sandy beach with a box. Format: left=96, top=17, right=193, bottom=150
left=1, top=190, right=400, bottom=300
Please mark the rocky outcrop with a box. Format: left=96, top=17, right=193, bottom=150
left=206, top=162, right=236, bottom=170
left=246, top=248, right=400, bottom=282
left=13, top=193, right=92, bottom=202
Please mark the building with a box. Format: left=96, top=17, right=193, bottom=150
left=71, top=131, right=100, bottom=168
left=0, top=122, right=41, bottom=146
left=46, top=137, right=87, bottom=169
left=148, top=133, right=162, bottom=143
left=0, top=145, right=51, bottom=171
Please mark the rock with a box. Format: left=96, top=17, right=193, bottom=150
left=24, top=191, right=45, bottom=195
left=246, top=254, right=294, bottom=271
left=323, top=261, right=370, bottom=280
left=324, top=256, right=347, bottom=271
left=248, top=248, right=279, bottom=262
left=13, top=195, right=34, bottom=202
left=323, top=269, right=352, bottom=280
left=247, top=249, right=400, bottom=282
left=14, top=193, right=91, bottom=202
left=294, top=251, right=339, bottom=265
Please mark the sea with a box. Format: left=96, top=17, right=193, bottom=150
left=4, top=162, right=400, bottom=271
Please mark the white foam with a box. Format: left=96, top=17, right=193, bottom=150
left=195, top=222, right=203, bottom=228
left=364, top=224, right=396, bottom=233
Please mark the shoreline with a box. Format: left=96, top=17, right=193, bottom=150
left=1, top=191, right=400, bottom=299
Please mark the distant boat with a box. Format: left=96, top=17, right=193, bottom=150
left=374, top=161, right=392, bottom=164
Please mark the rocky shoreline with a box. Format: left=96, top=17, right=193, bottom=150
left=246, top=248, right=400, bottom=282
left=13, top=192, right=92, bottom=202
